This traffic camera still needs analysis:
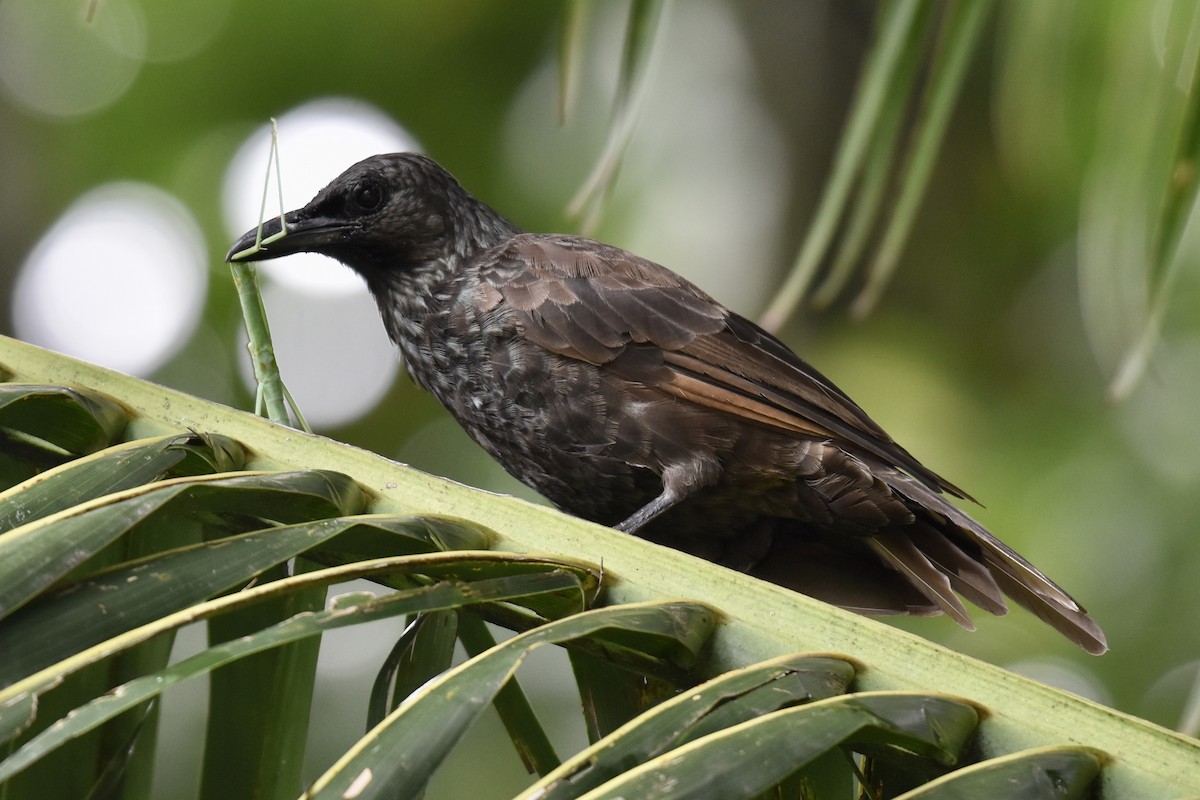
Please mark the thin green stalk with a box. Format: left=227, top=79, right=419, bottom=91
left=567, top=0, right=669, bottom=233
left=760, top=0, right=924, bottom=332
left=1109, top=2, right=1200, bottom=399
left=230, top=263, right=288, bottom=424
left=569, top=649, right=669, bottom=744
left=200, top=563, right=324, bottom=800
left=852, top=0, right=993, bottom=318
left=1180, top=662, right=1200, bottom=738
left=812, top=4, right=931, bottom=309
left=213, top=123, right=322, bottom=800
left=228, top=120, right=310, bottom=431
left=457, top=612, right=561, bottom=776
left=558, top=0, right=589, bottom=125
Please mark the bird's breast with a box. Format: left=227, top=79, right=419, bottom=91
left=389, top=294, right=654, bottom=522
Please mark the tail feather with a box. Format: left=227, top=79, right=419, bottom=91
left=879, top=465, right=1106, bottom=653
left=988, top=565, right=1108, bottom=655
left=747, top=535, right=945, bottom=617
left=869, top=532, right=974, bottom=629
left=907, top=522, right=1008, bottom=616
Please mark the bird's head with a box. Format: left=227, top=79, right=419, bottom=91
left=226, top=153, right=510, bottom=275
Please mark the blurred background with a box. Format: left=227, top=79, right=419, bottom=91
left=2, top=0, right=1199, bottom=796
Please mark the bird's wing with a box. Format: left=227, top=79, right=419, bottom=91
left=485, top=234, right=964, bottom=497
left=482, top=235, right=1109, bottom=654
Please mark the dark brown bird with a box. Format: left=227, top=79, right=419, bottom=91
left=227, top=153, right=1106, bottom=654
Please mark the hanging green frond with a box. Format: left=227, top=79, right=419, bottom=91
left=557, top=0, right=589, bottom=124
left=762, top=0, right=929, bottom=330
left=1074, top=1, right=1200, bottom=399
left=761, top=1, right=994, bottom=330
left=567, top=0, right=670, bottom=232
left=369, top=609, right=460, bottom=729
left=851, top=0, right=992, bottom=318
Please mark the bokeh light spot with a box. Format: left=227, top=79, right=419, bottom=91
left=222, top=98, right=420, bottom=296
left=0, top=0, right=146, bottom=119
left=13, top=183, right=208, bottom=375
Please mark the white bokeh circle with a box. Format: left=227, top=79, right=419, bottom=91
left=0, top=0, right=146, bottom=119
left=13, top=183, right=208, bottom=375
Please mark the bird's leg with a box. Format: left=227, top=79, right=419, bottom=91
left=616, top=489, right=681, bottom=533
left=616, top=460, right=719, bottom=533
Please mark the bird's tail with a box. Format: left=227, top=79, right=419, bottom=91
left=882, top=472, right=1108, bottom=655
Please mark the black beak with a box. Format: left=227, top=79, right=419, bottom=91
left=226, top=209, right=353, bottom=263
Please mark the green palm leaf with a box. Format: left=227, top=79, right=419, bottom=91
left=1, top=336, right=1197, bottom=799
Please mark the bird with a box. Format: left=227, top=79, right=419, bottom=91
left=227, top=152, right=1106, bottom=654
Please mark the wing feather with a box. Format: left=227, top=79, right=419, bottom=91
left=472, top=234, right=1108, bottom=650
left=869, top=532, right=975, bottom=628
left=489, top=234, right=959, bottom=496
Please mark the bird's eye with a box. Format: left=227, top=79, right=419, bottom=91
left=350, top=178, right=384, bottom=212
